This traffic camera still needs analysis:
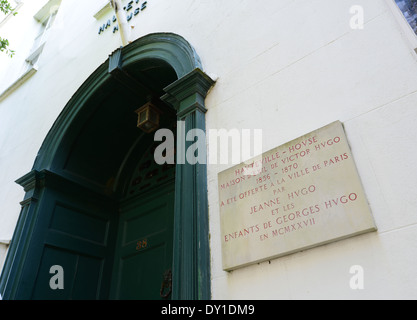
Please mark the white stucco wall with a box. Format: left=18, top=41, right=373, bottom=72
left=0, top=0, right=416, bottom=299
left=203, top=0, right=417, bottom=299
left=0, top=0, right=49, bottom=252
left=0, top=242, right=9, bottom=276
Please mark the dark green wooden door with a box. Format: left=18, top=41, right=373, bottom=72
left=110, top=186, right=175, bottom=300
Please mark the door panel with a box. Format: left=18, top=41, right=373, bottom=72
left=110, top=186, right=175, bottom=300
left=27, top=180, right=118, bottom=300
left=31, top=246, right=103, bottom=300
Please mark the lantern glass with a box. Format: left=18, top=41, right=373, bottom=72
left=135, top=102, right=161, bottom=133
left=139, top=109, right=148, bottom=123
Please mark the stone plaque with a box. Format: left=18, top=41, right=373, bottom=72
left=218, top=121, right=376, bottom=271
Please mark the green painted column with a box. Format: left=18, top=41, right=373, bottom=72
left=0, top=170, right=49, bottom=299
left=162, top=68, right=215, bottom=300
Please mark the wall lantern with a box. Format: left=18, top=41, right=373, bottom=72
left=135, top=101, right=162, bottom=133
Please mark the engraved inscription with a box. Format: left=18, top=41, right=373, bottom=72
left=218, top=121, right=376, bottom=271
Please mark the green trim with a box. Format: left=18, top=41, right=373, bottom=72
left=33, top=33, right=203, bottom=172
left=121, top=33, right=203, bottom=79
left=0, top=33, right=215, bottom=300
left=162, top=68, right=215, bottom=300
left=0, top=170, right=43, bottom=298
left=162, top=68, right=215, bottom=118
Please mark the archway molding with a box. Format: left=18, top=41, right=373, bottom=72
left=0, top=32, right=214, bottom=300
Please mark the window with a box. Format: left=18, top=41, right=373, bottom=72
left=395, top=0, right=417, bottom=35
left=0, top=0, right=22, bottom=26
left=24, top=1, right=60, bottom=72
left=0, top=0, right=61, bottom=101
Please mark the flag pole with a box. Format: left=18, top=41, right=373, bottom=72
left=110, top=0, right=131, bottom=46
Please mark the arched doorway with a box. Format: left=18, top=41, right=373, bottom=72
left=0, top=33, right=215, bottom=300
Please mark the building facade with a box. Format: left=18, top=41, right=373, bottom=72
left=0, top=0, right=417, bottom=299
